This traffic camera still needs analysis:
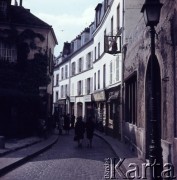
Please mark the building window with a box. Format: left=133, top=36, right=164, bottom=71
left=86, top=78, right=91, bottom=94
left=65, top=65, right=68, bottom=78
left=125, top=74, right=137, bottom=125
left=98, top=42, right=100, bottom=58
left=117, top=4, right=120, bottom=31
left=116, top=56, right=120, bottom=81
left=71, top=83, right=74, bottom=96
left=55, top=91, right=58, bottom=102
left=98, top=70, right=100, bottom=89
left=61, top=85, right=64, bottom=98
left=95, top=4, right=102, bottom=27
left=61, top=67, right=64, bottom=80
left=56, top=74, right=59, bottom=86
left=65, top=84, right=68, bottom=96
left=94, top=46, right=97, bottom=61
left=104, top=29, right=107, bottom=36
left=110, top=62, right=113, bottom=84
left=78, top=57, right=83, bottom=73
left=94, top=73, right=96, bottom=90
left=71, top=62, right=76, bottom=76
left=103, top=64, right=106, bottom=88
left=78, top=80, right=82, bottom=95
left=104, top=29, right=107, bottom=40
left=111, top=16, right=114, bottom=36
left=0, top=42, right=17, bottom=62
left=86, top=52, right=92, bottom=69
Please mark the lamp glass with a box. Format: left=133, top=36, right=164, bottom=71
left=143, top=4, right=161, bottom=26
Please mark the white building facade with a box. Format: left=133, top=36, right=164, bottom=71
left=53, top=0, right=142, bottom=137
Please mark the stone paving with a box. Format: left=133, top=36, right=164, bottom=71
left=1, top=129, right=121, bottom=180
left=0, top=129, right=150, bottom=179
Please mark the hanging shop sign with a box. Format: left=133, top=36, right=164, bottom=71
left=92, top=91, right=106, bottom=101
left=56, top=99, right=66, bottom=105
left=107, top=90, right=120, bottom=102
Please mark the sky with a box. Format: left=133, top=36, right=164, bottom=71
left=13, top=0, right=102, bottom=57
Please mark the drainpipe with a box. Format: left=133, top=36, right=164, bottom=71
left=120, top=0, right=125, bottom=141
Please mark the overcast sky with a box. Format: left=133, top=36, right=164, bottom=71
left=13, top=0, right=102, bottom=56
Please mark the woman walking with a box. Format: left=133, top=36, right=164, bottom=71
left=64, top=114, right=70, bottom=134
left=74, top=116, right=85, bottom=147
left=85, top=116, right=95, bottom=148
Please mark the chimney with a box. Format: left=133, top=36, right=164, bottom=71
left=20, top=0, right=22, bottom=6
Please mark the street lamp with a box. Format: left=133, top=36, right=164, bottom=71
left=141, top=0, right=163, bottom=179
left=141, top=0, right=163, bottom=27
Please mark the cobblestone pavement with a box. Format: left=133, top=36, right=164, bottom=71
left=1, top=129, right=121, bottom=180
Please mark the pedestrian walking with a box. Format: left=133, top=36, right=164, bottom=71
left=74, top=116, right=85, bottom=147
left=64, top=114, right=70, bottom=134
left=70, top=114, right=75, bottom=128
left=85, top=116, right=95, bottom=148
left=58, top=115, right=64, bottom=135
left=53, top=109, right=59, bottom=129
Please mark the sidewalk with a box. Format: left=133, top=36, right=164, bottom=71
left=0, top=136, right=43, bottom=157
left=0, top=132, right=59, bottom=177
left=94, top=131, right=150, bottom=179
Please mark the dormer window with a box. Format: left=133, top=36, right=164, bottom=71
left=81, top=28, right=90, bottom=46
left=0, top=0, right=7, bottom=17
left=73, top=36, right=81, bottom=51
left=95, top=3, right=102, bottom=27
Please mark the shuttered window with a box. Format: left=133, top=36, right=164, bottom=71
left=125, top=74, right=137, bottom=125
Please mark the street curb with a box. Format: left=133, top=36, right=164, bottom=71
left=0, top=139, right=42, bottom=157
left=94, top=132, right=127, bottom=178
left=0, top=135, right=59, bottom=177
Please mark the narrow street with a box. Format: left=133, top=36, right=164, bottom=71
left=1, top=129, right=121, bottom=180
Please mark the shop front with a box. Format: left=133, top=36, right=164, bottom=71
left=75, top=97, right=84, bottom=118
left=92, top=90, right=106, bottom=132
left=106, top=85, right=121, bottom=138
left=84, top=95, right=94, bottom=119
left=70, top=96, right=75, bottom=116
left=55, top=99, right=66, bottom=116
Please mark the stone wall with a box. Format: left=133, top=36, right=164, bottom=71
left=123, top=0, right=177, bottom=173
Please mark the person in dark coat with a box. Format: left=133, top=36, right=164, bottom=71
left=85, top=116, right=95, bottom=148
left=74, top=116, right=85, bottom=147
left=70, top=114, right=75, bottom=128
left=64, top=114, right=70, bottom=134
left=58, top=114, right=64, bottom=135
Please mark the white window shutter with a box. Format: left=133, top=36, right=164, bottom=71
left=85, top=79, right=87, bottom=95
left=77, top=81, right=79, bottom=95
left=90, top=77, right=93, bottom=93
left=81, top=80, right=83, bottom=95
